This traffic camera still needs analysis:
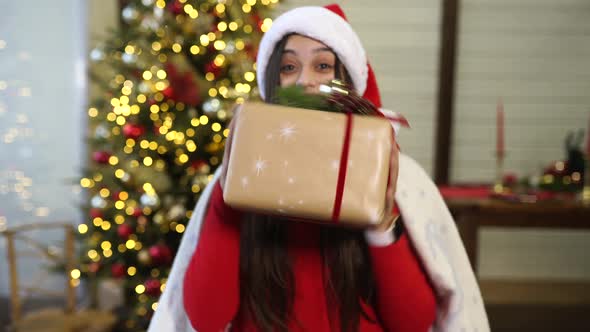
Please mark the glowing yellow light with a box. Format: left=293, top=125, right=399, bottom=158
left=223, top=129, right=230, bottom=137
left=156, top=0, right=165, bottom=8
left=93, top=218, right=102, bottom=227
left=126, top=239, right=136, bottom=250
left=101, top=241, right=112, bottom=250
left=229, top=22, right=238, bottom=31
left=159, top=126, right=168, bottom=134
left=214, top=54, right=225, bottom=66
left=212, top=123, right=222, bottom=132
left=115, top=201, right=125, bottom=210
left=88, top=250, right=98, bottom=259
left=140, top=140, right=150, bottom=149
left=199, top=35, right=210, bottom=46
left=154, top=92, right=164, bottom=101
left=179, top=154, right=189, bottom=163
left=150, top=104, right=160, bottom=113
left=190, top=118, right=200, bottom=127
left=152, top=302, right=159, bottom=311
left=215, top=3, right=225, bottom=13
left=137, top=94, right=147, bottom=103
left=128, top=266, right=137, bottom=276
left=88, top=108, right=98, bottom=117
left=219, top=86, right=228, bottom=96
left=149, top=142, right=158, bottom=150
left=214, top=40, right=226, bottom=51
left=109, top=156, right=119, bottom=165
left=190, top=45, right=200, bottom=54
left=247, top=0, right=257, bottom=5
left=200, top=115, right=209, bottom=125
left=103, top=249, right=113, bottom=258
left=261, top=0, right=270, bottom=4
left=175, top=224, right=186, bottom=233
left=213, top=134, right=222, bottom=143
left=118, top=244, right=126, bottom=253
left=115, top=215, right=125, bottom=224
left=172, top=43, right=182, bottom=53
left=556, top=161, right=565, bottom=171
left=186, top=140, right=196, bottom=152
left=125, top=45, right=135, bottom=54
left=218, top=22, right=227, bottom=31
left=106, top=113, right=116, bottom=122
left=135, top=242, right=143, bottom=250
left=70, top=269, right=81, bottom=279
left=242, top=4, right=251, bottom=13
left=116, top=116, right=126, bottom=126
left=205, top=72, right=215, bottom=81
left=78, top=224, right=88, bottom=234
left=111, top=98, right=120, bottom=107
left=135, top=285, right=146, bottom=294
left=244, top=25, right=253, bottom=34
left=156, top=70, right=167, bottom=80
left=189, top=9, right=198, bottom=19
left=143, top=183, right=154, bottom=192
left=143, top=157, right=153, bottom=166
left=183, top=4, right=194, bottom=13
left=235, top=40, right=245, bottom=50
left=99, top=188, right=110, bottom=198
left=261, top=18, right=273, bottom=32
left=71, top=279, right=80, bottom=288
left=155, top=81, right=167, bottom=91
left=152, top=42, right=162, bottom=51
left=80, top=178, right=91, bottom=187
left=192, top=184, right=201, bottom=193
left=244, top=72, right=255, bottom=82
left=101, top=221, right=111, bottom=231
left=208, top=88, right=218, bottom=97
left=120, top=96, right=129, bottom=105
left=572, top=172, right=581, bottom=182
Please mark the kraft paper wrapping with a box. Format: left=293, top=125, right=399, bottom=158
left=223, top=102, right=394, bottom=227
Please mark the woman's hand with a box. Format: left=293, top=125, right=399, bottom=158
left=369, top=139, right=400, bottom=233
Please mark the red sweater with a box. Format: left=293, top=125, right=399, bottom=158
left=183, top=183, right=436, bottom=332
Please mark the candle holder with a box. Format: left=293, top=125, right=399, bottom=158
left=493, top=153, right=506, bottom=194
left=582, top=155, right=590, bottom=205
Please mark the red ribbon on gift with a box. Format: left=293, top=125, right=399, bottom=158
left=331, top=112, right=400, bottom=224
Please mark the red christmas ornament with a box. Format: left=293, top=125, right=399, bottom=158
left=89, top=208, right=103, bottom=219
left=163, top=63, right=201, bottom=106
left=132, top=207, right=143, bottom=217
left=111, top=263, right=126, bottom=278
left=123, top=123, right=146, bottom=140
left=144, top=278, right=162, bottom=296
left=204, top=61, right=222, bottom=78
left=117, top=223, right=134, bottom=240
left=149, top=244, right=173, bottom=265
left=89, top=262, right=101, bottom=273
left=111, top=191, right=121, bottom=201
left=92, top=151, right=111, bottom=164
left=167, top=0, right=184, bottom=16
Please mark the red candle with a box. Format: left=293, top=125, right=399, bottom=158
left=496, top=98, right=505, bottom=158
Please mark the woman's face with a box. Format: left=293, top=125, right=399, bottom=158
left=279, top=35, right=337, bottom=94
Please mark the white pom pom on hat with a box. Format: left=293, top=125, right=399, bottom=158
left=256, top=4, right=383, bottom=108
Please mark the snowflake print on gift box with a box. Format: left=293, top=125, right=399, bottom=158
left=279, top=122, right=297, bottom=142
left=254, top=156, right=268, bottom=176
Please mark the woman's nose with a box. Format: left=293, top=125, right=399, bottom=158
left=296, top=68, right=318, bottom=90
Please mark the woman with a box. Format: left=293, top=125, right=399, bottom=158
left=148, top=5, right=490, bottom=332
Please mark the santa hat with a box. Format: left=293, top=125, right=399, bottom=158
left=256, top=4, right=382, bottom=108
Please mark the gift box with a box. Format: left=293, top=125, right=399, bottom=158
left=223, top=101, right=395, bottom=227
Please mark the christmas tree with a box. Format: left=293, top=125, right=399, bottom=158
left=79, top=0, right=279, bottom=330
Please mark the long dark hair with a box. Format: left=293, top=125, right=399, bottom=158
left=239, top=34, right=375, bottom=332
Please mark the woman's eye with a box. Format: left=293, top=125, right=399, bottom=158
left=280, top=64, right=296, bottom=72
left=318, top=63, right=333, bottom=70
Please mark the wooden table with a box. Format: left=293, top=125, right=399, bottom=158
left=444, top=197, right=590, bottom=274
